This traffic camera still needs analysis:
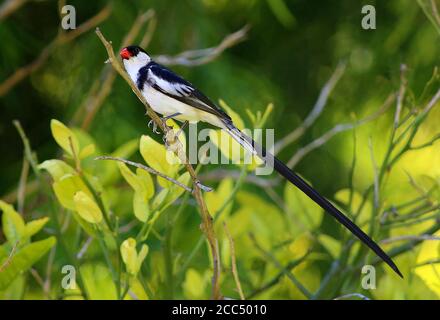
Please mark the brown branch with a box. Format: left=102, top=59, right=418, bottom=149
left=0, top=4, right=111, bottom=97
left=154, top=25, right=250, bottom=66
left=95, top=29, right=222, bottom=299
left=139, top=13, right=157, bottom=48
left=0, top=0, right=27, bottom=21
left=431, top=0, right=440, bottom=27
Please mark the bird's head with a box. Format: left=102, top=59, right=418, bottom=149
left=120, top=46, right=151, bottom=74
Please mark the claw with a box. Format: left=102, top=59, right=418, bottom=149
left=148, top=119, right=161, bottom=134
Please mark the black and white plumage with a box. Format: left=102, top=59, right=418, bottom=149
left=120, top=45, right=402, bottom=278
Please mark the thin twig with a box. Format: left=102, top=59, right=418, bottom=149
left=0, top=241, right=19, bottom=272
left=368, top=138, right=380, bottom=213
left=223, top=222, right=245, bottom=300
left=0, top=4, right=111, bottom=97
left=312, top=260, right=339, bottom=299
left=76, top=236, right=93, bottom=259
left=140, top=14, right=157, bottom=48
left=0, top=0, right=27, bottom=21
left=380, top=234, right=440, bottom=244
left=249, top=233, right=312, bottom=299
left=95, top=156, right=192, bottom=192
left=286, top=93, right=394, bottom=168
left=43, top=245, right=56, bottom=297
left=17, top=156, right=29, bottom=215
left=154, top=25, right=250, bottom=66
left=200, top=169, right=278, bottom=187
left=246, top=253, right=309, bottom=299
left=431, top=0, right=440, bottom=27
left=274, top=62, right=346, bottom=154
left=333, top=293, right=370, bottom=300
left=13, top=120, right=40, bottom=175
left=394, top=64, right=407, bottom=128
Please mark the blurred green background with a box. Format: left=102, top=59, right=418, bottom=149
left=1, top=0, right=440, bottom=300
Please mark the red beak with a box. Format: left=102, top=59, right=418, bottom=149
left=120, top=48, right=131, bottom=60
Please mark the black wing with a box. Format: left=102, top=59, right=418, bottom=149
left=143, top=62, right=231, bottom=122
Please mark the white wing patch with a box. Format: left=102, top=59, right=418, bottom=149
left=148, top=69, right=193, bottom=97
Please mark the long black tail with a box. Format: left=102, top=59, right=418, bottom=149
left=225, top=124, right=402, bottom=278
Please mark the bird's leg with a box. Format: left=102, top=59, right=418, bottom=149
left=161, top=112, right=182, bottom=130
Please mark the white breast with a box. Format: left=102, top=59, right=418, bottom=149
left=142, top=85, right=225, bottom=128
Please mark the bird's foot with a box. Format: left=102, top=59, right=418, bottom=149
left=147, top=119, right=161, bottom=134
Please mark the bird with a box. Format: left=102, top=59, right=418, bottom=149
left=119, top=45, right=403, bottom=278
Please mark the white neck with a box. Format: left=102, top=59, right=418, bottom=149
left=123, top=52, right=151, bottom=82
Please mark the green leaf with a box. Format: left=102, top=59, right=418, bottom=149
left=39, top=159, right=75, bottom=182
left=205, top=178, right=233, bottom=217
left=50, top=119, right=80, bottom=157
left=117, top=163, right=154, bottom=199
left=183, top=268, right=208, bottom=299
left=79, top=144, right=96, bottom=160
left=414, top=230, right=440, bottom=297
left=80, top=263, right=117, bottom=300
left=152, top=189, right=169, bottom=211
left=152, top=172, right=190, bottom=215
left=73, top=191, right=103, bottom=224
left=133, top=190, right=150, bottom=222
left=219, top=100, right=245, bottom=130
left=118, top=162, right=141, bottom=191
left=118, top=163, right=154, bottom=222
left=209, top=129, right=244, bottom=163
left=139, top=135, right=178, bottom=188
left=136, top=168, right=154, bottom=199
left=137, top=244, right=149, bottom=267
left=120, top=238, right=149, bottom=275
left=52, top=174, right=91, bottom=210
left=120, top=238, right=137, bottom=275
left=317, top=234, right=341, bottom=259
left=334, top=189, right=372, bottom=226
left=267, top=0, right=296, bottom=28
left=98, top=139, right=138, bottom=185
left=0, top=237, right=56, bottom=290
left=24, top=217, right=49, bottom=238
left=164, top=172, right=190, bottom=206
left=0, top=201, right=25, bottom=245
left=288, top=233, right=313, bottom=259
